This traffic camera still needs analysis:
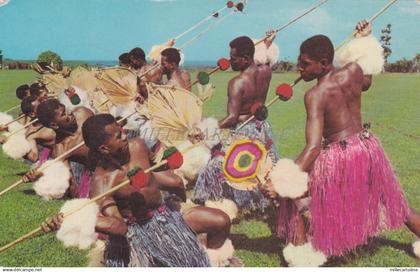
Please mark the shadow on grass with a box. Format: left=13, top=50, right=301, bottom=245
left=22, top=189, right=36, bottom=195
left=232, top=232, right=415, bottom=267
left=324, top=237, right=416, bottom=266
left=230, top=233, right=288, bottom=266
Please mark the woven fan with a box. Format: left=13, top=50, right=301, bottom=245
left=40, top=74, right=69, bottom=96
left=66, top=67, right=113, bottom=113
left=147, top=83, right=203, bottom=144
left=95, top=67, right=138, bottom=106
left=67, top=66, right=99, bottom=94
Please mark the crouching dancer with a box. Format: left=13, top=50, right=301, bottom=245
left=78, top=114, right=238, bottom=267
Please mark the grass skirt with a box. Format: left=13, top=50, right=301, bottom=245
left=69, top=161, right=91, bottom=198
left=277, top=131, right=409, bottom=256
left=106, top=199, right=210, bottom=267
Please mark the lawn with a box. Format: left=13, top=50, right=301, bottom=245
left=0, top=70, right=419, bottom=267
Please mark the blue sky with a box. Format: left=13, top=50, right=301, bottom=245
left=0, top=0, right=419, bottom=62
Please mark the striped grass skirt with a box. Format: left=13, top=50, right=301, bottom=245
left=106, top=199, right=210, bottom=267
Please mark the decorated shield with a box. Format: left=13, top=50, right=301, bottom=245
left=223, top=139, right=267, bottom=190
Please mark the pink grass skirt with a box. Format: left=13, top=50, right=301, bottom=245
left=276, top=131, right=409, bottom=256
left=308, top=131, right=409, bottom=256
left=36, top=147, right=51, bottom=167
left=77, top=169, right=91, bottom=198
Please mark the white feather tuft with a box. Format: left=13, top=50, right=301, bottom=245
left=7, top=122, right=25, bottom=133
left=253, top=39, right=280, bottom=67
left=2, top=133, right=34, bottom=160
left=205, top=199, right=238, bottom=221
left=413, top=240, right=420, bottom=259
left=334, top=35, right=384, bottom=75
left=148, top=44, right=185, bottom=66
left=109, top=102, right=135, bottom=118
left=269, top=159, right=308, bottom=199
left=0, top=112, right=13, bottom=125
left=58, top=86, right=94, bottom=113
left=33, top=160, right=71, bottom=200
left=205, top=239, right=235, bottom=267
left=87, top=240, right=106, bottom=267
left=283, top=242, right=327, bottom=267
left=178, top=52, right=185, bottom=66
left=56, top=199, right=99, bottom=250
left=176, top=140, right=211, bottom=181
left=196, top=117, right=221, bottom=148
left=109, top=102, right=148, bottom=131
left=148, top=44, right=168, bottom=63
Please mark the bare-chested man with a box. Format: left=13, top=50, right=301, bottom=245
left=76, top=114, right=235, bottom=267
left=15, top=84, right=31, bottom=100
left=262, top=21, right=420, bottom=259
left=23, top=98, right=186, bottom=201
left=0, top=89, right=51, bottom=145
left=0, top=83, right=49, bottom=131
left=22, top=99, right=94, bottom=197
left=118, top=52, right=131, bottom=68
left=219, top=36, right=273, bottom=128
left=129, top=47, right=163, bottom=100
left=192, top=35, right=278, bottom=214
left=19, top=95, right=55, bottom=162
left=160, top=47, right=191, bottom=91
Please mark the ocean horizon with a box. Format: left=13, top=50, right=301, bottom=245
left=80, top=60, right=216, bottom=68
left=2, top=59, right=218, bottom=68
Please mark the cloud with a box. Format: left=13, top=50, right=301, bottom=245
left=0, top=0, right=10, bottom=7
left=398, top=1, right=420, bottom=15
left=293, top=7, right=341, bottom=36
left=399, top=7, right=420, bottom=15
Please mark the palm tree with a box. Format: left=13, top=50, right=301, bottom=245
left=413, top=54, right=420, bottom=73
left=0, top=49, right=3, bottom=69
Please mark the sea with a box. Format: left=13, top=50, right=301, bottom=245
left=83, top=60, right=215, bottom=68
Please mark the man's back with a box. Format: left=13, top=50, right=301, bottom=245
left=308, top=62, right=365, bottom=142
left=232, top=64, right=272, bottom=118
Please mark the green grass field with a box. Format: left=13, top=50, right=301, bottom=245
left=0, top=70, right=419, bottom=267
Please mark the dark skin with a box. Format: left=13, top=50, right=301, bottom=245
left=49, top=106, right=93, bottom=166
left=77, top=122, right=230, bottom=246
left=0, top=92, right=49, bottom=135
left=0, top=96, right=55, bottom=157
left=23, top=97, right=56, bottom=162
left=22, top=101, right=186, bottom=201
left=161, top=55, right=191, bottom=91
left=25, top=124, right=56, bottom=162
left=22, top=105, right=93, bottom=197
left=130, top=56, right=163, bottom=83
left=219, top=47, right=272, bottom=128
left=262, top=21, right=420, bottom=244
left=131, top=57, right=163, bottom=100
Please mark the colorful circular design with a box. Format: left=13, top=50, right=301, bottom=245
left=223, top=139, right=267, bottom=183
